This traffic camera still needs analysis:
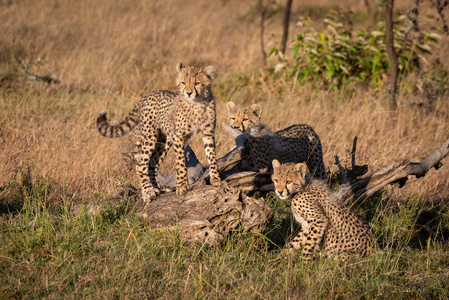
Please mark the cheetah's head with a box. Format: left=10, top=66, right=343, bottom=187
left=271, top=160, right=309, bottom=199
left=226, top=101, right=262, bottom=133
left=176, top=63, right=215, bottom=102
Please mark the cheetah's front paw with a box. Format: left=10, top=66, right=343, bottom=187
left=176, top=184, right=189, bottom=197
left=210, top=177, right=222, bottom=187
left=142, top=188, right=160, bottom=203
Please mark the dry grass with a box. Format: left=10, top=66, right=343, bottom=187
left=1, top=0, right=448, bottom=202
left=1, top=1, right=449, bottom=298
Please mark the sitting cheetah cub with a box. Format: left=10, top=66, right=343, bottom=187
left=271, top=159, right=374, bottom=261
left=226, top=101, right=327, bottom=180
left=97, top=63, right=221, bottom=202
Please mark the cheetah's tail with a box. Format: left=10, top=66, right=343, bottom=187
left=97, top=107, right=139, bottom=139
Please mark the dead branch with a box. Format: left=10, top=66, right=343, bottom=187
left=384, top=0, right=398, bottom=111
left=259, top=0, right=267, bottom=66
left=280, top=0, right=293, bottom=54
left=335, top=136, right=368, bottom=184
left=351, top=136, right=357, bottom=169
left=338, top=136, right=449, bottom=205
left=126, top=120, right=448, bottom=245
left=135, top=185, right=272, bottom=245
left=334, top=155, right=349, bottom=184
left=160, top=126, right=449, bottom=205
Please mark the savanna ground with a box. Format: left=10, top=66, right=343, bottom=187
left=1, top=0, right=449, bottom=298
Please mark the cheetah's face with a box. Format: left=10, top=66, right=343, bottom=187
left=176, top=63, right=215, bottom=101
left=271, top=160, right=308, bottom=199
left=226, top=101, right=261, bottom=133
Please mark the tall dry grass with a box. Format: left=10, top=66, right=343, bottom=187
left=1, top=1, right=449, bottom=298
left=0, top=0, right=448, bottom=202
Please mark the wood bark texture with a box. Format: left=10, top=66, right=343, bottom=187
left=133, top=185, right=272, bottom=245
left=384, top=0, right=398, bottom=111
left=337, top=136, right=449, bottom=205
left=123, top=121, right=449, bottom=245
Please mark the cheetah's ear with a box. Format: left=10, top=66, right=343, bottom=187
left=203, top=65, right=216, bottom=79
left=294, top=163, right=308, bottom=176
left=250, top=104, right=262, bottom=119
left=227, top=101, right=236, bottom=113
left=272, top=159, right=281, bottom=171
left=176, top=62, right=184, bottom=73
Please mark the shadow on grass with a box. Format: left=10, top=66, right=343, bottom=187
left=410, top=200, right=449, bottom=248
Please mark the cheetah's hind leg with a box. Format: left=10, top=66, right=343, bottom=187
left=286, top=231, right=306, bottom=252
left=137, top=133, right=161, bottom=203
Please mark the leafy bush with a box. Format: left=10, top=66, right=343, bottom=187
left=275, top=12, right=440, bottom=89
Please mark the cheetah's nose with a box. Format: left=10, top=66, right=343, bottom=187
left=186, top=92, right=192, bottom=97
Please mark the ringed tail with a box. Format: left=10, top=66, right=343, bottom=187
left=97, top=106, right=139, bottom=138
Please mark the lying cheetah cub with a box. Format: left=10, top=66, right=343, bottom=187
left=97, top=63, right=221, bottom=202
left=271, top=159, right=374, bottom=261
left=227, top=101, right=327, bottom=180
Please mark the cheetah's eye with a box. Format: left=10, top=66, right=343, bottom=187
left=195, top=82, right=201, bottom=86
left=286, top=180, right=292, bottom=185
left=181, top=82, right=186, bottom=86
left=242, top=118, right=248, bottom=122
left=273, top=179, right=278, bottom=184
left=229, top=118, right=235, bottom=122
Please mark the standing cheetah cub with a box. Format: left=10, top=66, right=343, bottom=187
left=227, top=101, right=327, bottom=180
left=271, top=159, right=374, bottom=261
left=97, top=63, right=221, bottom=202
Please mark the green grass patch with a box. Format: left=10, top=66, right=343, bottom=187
left=1, top=173, right=449, bottom=298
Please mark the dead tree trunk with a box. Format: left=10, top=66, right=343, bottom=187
left=385, top=0, right=399, bottom=111
left=259, top=0, right=267, bottom=66
left=281, top=0, right=294, bottom=55
left=134, top=185, right=272, bottom=245
left=125, top=121, right=449, bottom=245
left=337, top=136, right=449, bottom=205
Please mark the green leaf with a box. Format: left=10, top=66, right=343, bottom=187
left=339, top=65, right=349, bottom=75
left=269, top=48, right=278, bottom=58
left=319, top=33, right=326, bottom=43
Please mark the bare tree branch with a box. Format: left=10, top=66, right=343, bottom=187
left=351, top=136, right=358, bottom=169
left=281, top=0, right=293, bottom=54
left=385, top=0, right=398, bottom=111
left=259, top=0, right=267, bottom=66
left=335, top=155, right=349, bottom=185
left=338, top=136, right=449, bottom=205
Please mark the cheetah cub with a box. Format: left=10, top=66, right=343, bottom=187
left=97, top=63, right=221, bottom=202
left=226, top=101, right=327, bottom=180
left=271, top=159, right=374, bottom=261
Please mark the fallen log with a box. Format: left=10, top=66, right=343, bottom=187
left=124, top=121, right=449, bottom=245
left=337, top=136, right=449, bottom=205
left=133, top=185, right=272, bottom=245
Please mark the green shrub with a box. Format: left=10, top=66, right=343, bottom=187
left=274, top=11, right=440, bottom=89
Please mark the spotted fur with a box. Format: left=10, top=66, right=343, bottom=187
left=227, top=101, right=327, bottom=180
left=97, top=63, right=221, bottom=202
left=271, top=160, right=374, bottom=261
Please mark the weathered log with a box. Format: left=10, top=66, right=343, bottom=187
left=122, top=120, right=448, bottom=245
left=337, top=136, right=449, bottom=205
left=134, top=185, right=272, bottom=245
left=158, top=126, right=449, bottom=204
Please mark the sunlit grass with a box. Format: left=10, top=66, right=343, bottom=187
left=1, top=169, right=449, bottom=298
left=1, top=0, right=449, bottom=298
